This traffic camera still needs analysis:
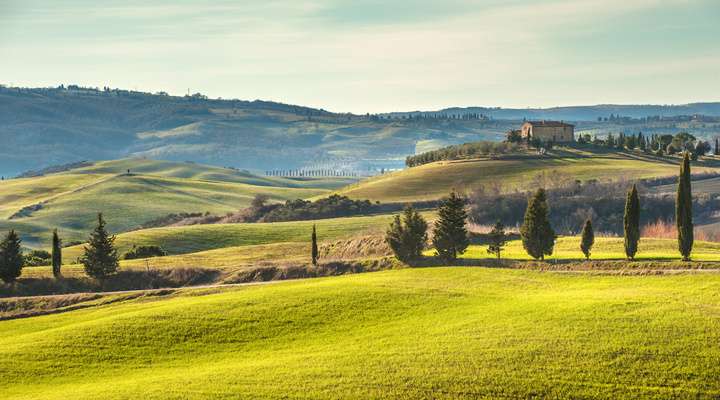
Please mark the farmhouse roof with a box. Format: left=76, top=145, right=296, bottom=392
left=526, top=120, right=574, bottom=128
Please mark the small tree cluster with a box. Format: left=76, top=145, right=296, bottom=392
left=386, top=206, right=428, bottom=263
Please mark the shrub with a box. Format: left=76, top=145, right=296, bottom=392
left=123, top=245, right=168, bottom=260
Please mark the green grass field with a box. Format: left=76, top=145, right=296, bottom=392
left=456, top=237, right=720, bottom=262
left=0, top=159, right=355, bottom=247
left=338, top=150, right=720, bottom=202
left=59, top=213, right=401, bottom=263
left=2, top=267, right=720, bottom=399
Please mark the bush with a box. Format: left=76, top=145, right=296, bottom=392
left=24, top=249, right=51, bottom=266
left=123, top=245, right=168, bottom=260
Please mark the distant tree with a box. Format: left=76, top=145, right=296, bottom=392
left=0, top=230, right=24, bottom=284
left=677, top=153, right=693, bottom=261
left=623, top=184, right=640, bottom=260
left=80, top=213, right=119, bottom=280
left=251, top=194, right=270, bottom=209
left=385, top=205, right=428, bottom=263
left=580, top=219, right=594, bottom=260
left=52, top=229, right=62, bottom=278
left=715, top=137, right=719, bottom=156
left=432, top=191, right=469, bottom=262
left=311, top=224, right=319, bottom=266
left=520, top=188, right=556, bottom=260
left=486, top=221, right=508, bottom=260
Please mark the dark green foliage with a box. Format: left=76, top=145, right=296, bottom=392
left=311, top=225, right=319, bottom=266
left=258, top=195, right=375, bottom=223
left=123, top=245, right=167, bottom=260
left=623, top=185, right=640, bottom=260
left=486, top=221, right=507, bottom=260
left=580, top=219, right=594, bottom=260
left=52, top=229, right=62, bottom=278
left=80, top=213, right=119, bottom=280
left=24, top=249, right=51, bottom=267
left=432, top=191, right=469, bottom=262
left=385, top=206, right=428, bottom=263
left=406, top=141, right=520, bottom=167
left=0, top=230, right=24, bottom=283
left=677, top=153, right=693, bottom=260
left=520, top=188, right=556, bottom=260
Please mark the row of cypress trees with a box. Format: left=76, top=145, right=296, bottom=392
left=526, top=152, right=694, bottom=261
left=385, top=152, right=696, bottom=264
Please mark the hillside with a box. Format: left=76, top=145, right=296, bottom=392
left=2, top=268, right=720, bottom=399
left=3, top=86, right=720, bottom=177
left=0, top=158, right=354, bottom=247
left=338, top=149, right=720, bottom=203
left=0, top=86, right=506, bottom=176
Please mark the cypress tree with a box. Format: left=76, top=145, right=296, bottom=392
left=0, top=230, right=24, bottom=284
left=52, top=229, right=62, bottom=278
left=580, top=219, right=594, bottom=260
left=677, top=152, right=693, bottom=261
left=486, top=221, right=507, bottom=260
left=311, top=224, right=318, bottom=266
left=432, top=190, right=469, bottom=262
left=623, top=184, right=640, bottom=260
left=80, top=213, right=119, bottom=280
left=520, top=188, right=556, bottom=260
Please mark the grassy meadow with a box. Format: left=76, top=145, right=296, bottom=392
left=2, top=268, right=720, bottom=399
left=0, top=159, right=354, bottom=247
left=337, top=150, right=720, bottom=202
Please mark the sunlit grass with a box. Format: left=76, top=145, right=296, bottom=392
left=1, top=268, right=720, bottom=399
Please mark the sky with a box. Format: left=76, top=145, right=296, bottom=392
left=0, top=0, right=719, bottom=113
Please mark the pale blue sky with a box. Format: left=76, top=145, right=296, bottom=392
left=1, top=0, right=718, bottom=112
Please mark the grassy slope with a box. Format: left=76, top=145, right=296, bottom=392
left=60, top=213, right=399, bottom=262
left=0, top=159, right=354, bottom=247
left=338, top=149, right=720, bottom=202
left=2, top=268, right=720, bottom=399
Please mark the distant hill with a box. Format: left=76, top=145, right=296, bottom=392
left=337, top=148, right=720, bottom=203
left=387, top=103, right=720, bottom=121
left=0, top=158, right=354, bottom=247
left=2, top=85, right=719, bottom=176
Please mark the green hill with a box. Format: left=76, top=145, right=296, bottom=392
left=0, top=159, right=355, bottom=247
left=338, top=149, right=720, bottom=202
left=2, top=268, right=719, bottom=399
left=59, top=213, right=399, bottom=262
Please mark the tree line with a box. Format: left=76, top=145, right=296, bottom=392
left=0, top=214, right=122, bottom=284
left=385, top=152, right=696, bottom=263
left=405, top=141, right=520, bottom=167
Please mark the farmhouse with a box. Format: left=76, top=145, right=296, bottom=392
left=521, top=120, right=574, bottom=142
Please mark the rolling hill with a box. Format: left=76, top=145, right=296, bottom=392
left=3, top=86, right=720, bottom=177
left=337, top=149, right=720, bottom=203
left=0, top=158, right=354, bottom=247
left=2, top=268, right=720, bottom=399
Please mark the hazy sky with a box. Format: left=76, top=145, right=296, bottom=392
left=1, top=0, right=719, bottom=112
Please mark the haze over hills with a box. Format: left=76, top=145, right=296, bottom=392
left=3, top=85, right=720, bottom=177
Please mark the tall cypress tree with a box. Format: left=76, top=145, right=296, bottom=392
left=623, top=184, right=640, bottom=260
left=52, top=229, right=62, bottom=278
left=677, top=152, right=693, bottom=261
left=432, top=190, right=469, bottom=262
left=311, top=224, right=318, bottom=266
left=580, top=219, right=594, bottom=260
left=520, top=188, right=556, bottom=260
left=0, top=230, right=24, bottom=284
left=80, top=213, right=119, bottom=280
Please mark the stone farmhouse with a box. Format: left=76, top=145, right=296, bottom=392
left=521, top=121, right=575, bottom=142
